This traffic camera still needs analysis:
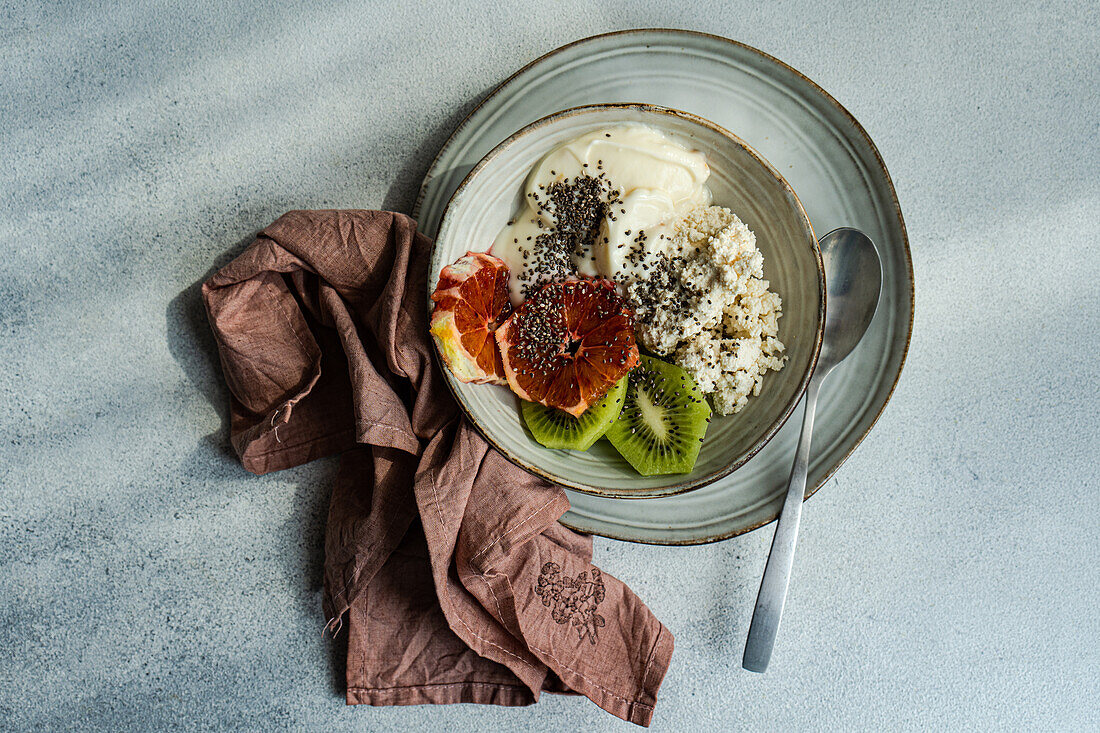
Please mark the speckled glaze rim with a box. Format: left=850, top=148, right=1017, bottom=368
left=415, top=30, right=914, bottom=543
left=429, top=102, right=825, bottom=499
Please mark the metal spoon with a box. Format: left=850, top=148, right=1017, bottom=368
left=742, top=227, right=882, bottom=673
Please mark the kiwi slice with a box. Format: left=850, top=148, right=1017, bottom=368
left=605, top=355, right=712, bottom=475
left=522, top=377, right=627, bottom=451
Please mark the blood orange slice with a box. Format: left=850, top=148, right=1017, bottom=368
left=430, top=251, right=512, bottom=384
left=495, top=279, right=639, bottom=417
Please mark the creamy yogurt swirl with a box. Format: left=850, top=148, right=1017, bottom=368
left=492, top=124, right=711, bottom=304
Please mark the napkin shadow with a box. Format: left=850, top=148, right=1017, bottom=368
left=281, top=458, right=348, bottom=697
left=326, top=614, right=349, bottom=696
left=165, top=235, right=255, bottom=459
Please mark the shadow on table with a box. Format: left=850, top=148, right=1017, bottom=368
left=379, top=84, right=491, bottom=216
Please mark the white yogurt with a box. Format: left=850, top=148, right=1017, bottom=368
left=492, top=124, right=711, bottom=304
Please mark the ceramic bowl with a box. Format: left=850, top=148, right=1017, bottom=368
left=429, top=103, right=824, bottom=498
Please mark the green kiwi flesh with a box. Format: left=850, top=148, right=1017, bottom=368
left=521, top=376, right=627, bottom=451
left=605, top=355, right=712, bottom=475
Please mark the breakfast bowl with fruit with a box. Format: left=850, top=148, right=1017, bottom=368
left=428, top=104, right=824, bottom=498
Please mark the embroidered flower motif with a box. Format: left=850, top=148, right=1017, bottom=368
left=534, top=561, right=606, bottom=644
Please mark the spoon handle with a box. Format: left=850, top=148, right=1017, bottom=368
left=742, top=376, right=821, bottom=672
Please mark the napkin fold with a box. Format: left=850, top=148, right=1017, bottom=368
left=201, top=210, right=672, bottom=726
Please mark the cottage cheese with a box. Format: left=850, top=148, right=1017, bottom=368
left=674, top=277, right=786, bottom=414
left=624, top=205, right=786, bottom=415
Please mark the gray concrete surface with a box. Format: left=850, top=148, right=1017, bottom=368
left=2, top=1, right=1098, bottom=730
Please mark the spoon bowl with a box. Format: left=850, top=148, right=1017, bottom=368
left=818, top=228, right=884, bottom=372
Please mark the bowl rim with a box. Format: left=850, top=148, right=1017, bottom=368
left=428, top=102, right=825, bottom=498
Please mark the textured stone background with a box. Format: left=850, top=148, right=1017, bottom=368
left=2, top=1, right=1098, bottom=730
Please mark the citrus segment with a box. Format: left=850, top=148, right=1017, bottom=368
left=430, top=251, right=512, bottom=385
left=495, top=279, right=639, bottom=417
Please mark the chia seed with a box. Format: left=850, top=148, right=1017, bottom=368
left=517, top=172, right=623, bottom=299
left=508, top=280, right=635, bottom=380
